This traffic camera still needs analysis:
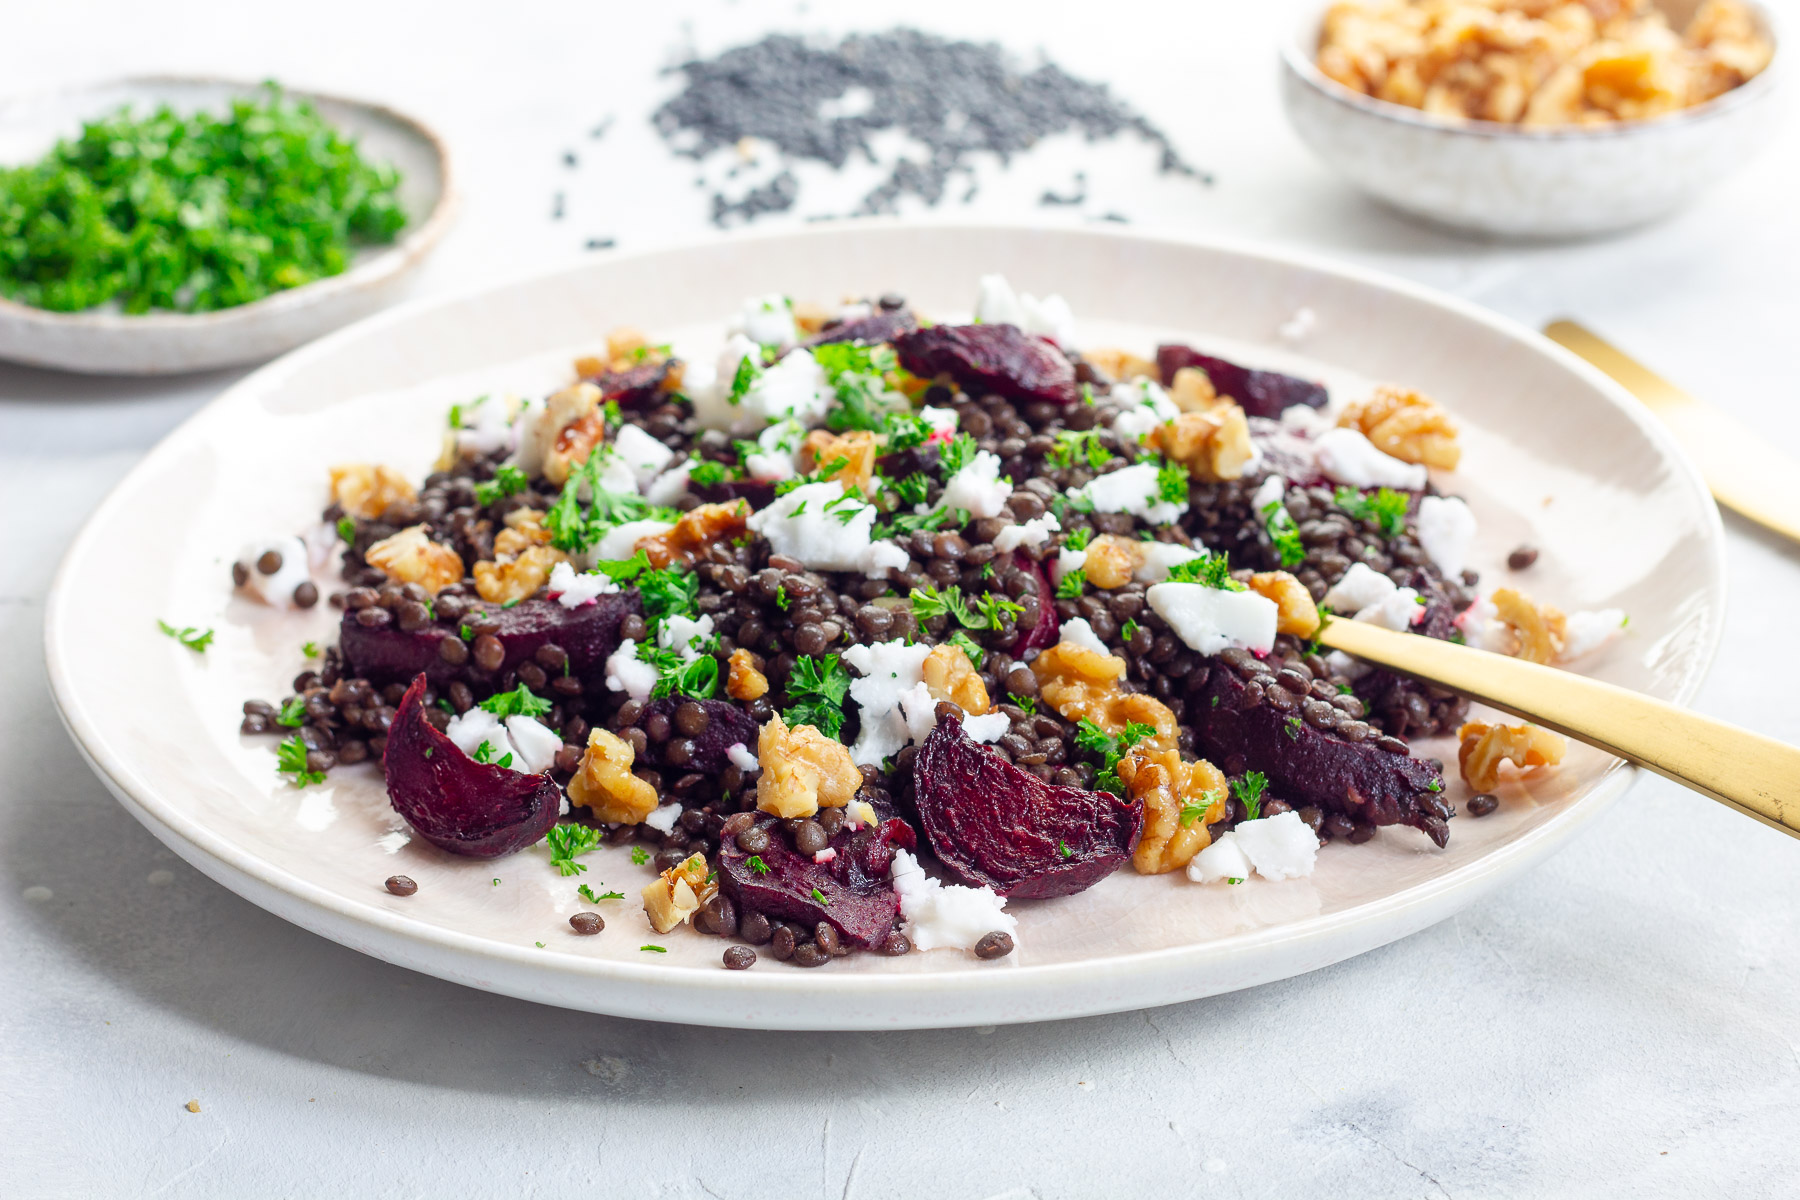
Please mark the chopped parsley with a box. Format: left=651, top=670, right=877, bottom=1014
left=1165, top=551, right=1245, bottom=591
left=546, top=823, right=602, bottom=876
left=545, top=452, right=681, bottom=553
left=1179, top=790, right=1222, bottom=827
left=936, top=432, right=978, bottom=478
left=1334, top=486, right=1410, bottom=538
left=746, top=855, right=771, bottom=875
left=640, top=565, right=699, bottom=627
left=1232, top=771, right=1268, bottom=822
left=301, top=641, right=320, bottom=659
left=783, top=654, right=851, bottom=738
left=1075, top=719, right=1158, bottom=795
left=726, top=354, right=760, bottom=406
left=640, top=944, right=667, bottom=953
left=336, top=516, right=357, bottom=543
left=688, top=459, right=731, bottom=487
left=630, top=845, right=650, bottom=866
left=275, top=734, right=324, bottom=786
left=1155, top=457, right=1190, bottom=505
left=810, top=887, right=831, bottom=906
left=1063, top=526, right=1093, bottom=551
left=1227, top=877, right=1245, bottom=885
left=874, top=505, right=967, bottom=540
left=1055, top=569, right=1087, bottom=600
left=1426, top=777, right=1444, bottom=793
left=973, top=592, right=1024, bottom=628
left=276, top=696, right=307, bottom=728
left=652, top=653, right=721, bottom=700
left=909, top=583, right=978, bottom=626
left=1008, top=694, right=1037, bottom=714
left=478, top=684, right=554, bottom=719
left=473, top=464, right=528, bottom=506
left=471, top=740, right=514, bottom=769
left=1262, top=502, right=1306, bottom=568
left=157, top=620, right=214, bottom=652
left=1047, top=429, right=1112, bottom=470
left=1284, top=715, right=1303, bottom=741
left=1120, top=619, right=1140, bottom=643
left=775, top=584, right=790, bottom=611
left=1058, top=839, right=1073, bottom=859
left=946, top=631, right=985, bottom=668
left=891, top=471, right=932, bottom=507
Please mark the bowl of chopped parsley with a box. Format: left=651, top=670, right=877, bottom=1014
left=0, top=77, right=455, bottom=374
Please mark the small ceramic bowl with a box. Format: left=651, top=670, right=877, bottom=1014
left=0, top=77, right=457, bottom=375
left=1279, top=1, right=1784, bottom=238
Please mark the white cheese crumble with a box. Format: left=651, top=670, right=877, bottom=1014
left=1454, top=594, right=1512, bottom=653
left=729, top=293, right=797, bottom=347
left=511, top=387, right=590, bottom=478
left=609, top=423, right=675, bottom=488
left=1053, top=545, right=1088, bottom=583
left=643, top=801, right=684, bottom=834
left=235, top=535, right=312, bottom=607
left=443, top=709, right=560, bottom=775
left=657, top=613, right=716, bottom=661
left=643, top=458, right=694, bottom=506
left=974, top=274, right=1076, bottom=346
left=1187, top=812, right=1319, bottom=883
left=726, top=742, right=759, bottom=773
left=604, top=638, right=658, bottom=702
left=842, top=639, right=934, bottom=766
left=1110, top=379, right=1180, bottom=442
left=1559, top=608, right=1628, bottom=661
left=744, top=418, right=806, bottom=482
left=1057, top=617, right=1111, bottom=657
left=547, top=560, right=620, bottom=609
left=1066, top=462, right=1187, bottom=525
left=1147, top=582, right=1277, bottom=656
left=590, top=445, right=641, bottom=496
left=1186, top=832, right=1253, bottom=884
left=1132, top=541, right=1204, bottom=584
left=1416, top=495, right=1477, bottom=580
left=1313, top=427, right=1428, bottom=491
left=745, top=480, right=908, bottom=578
left=588, top=518, right=674, bottom=566
left=455, top=393, right=515, bottom=457
left=920, top=406, right=959, bottom=436
left=813, top=847, right=838, bottom=864
left=1321, top=563, right=1423, bottom=632
left=963, top=712, right=1011, bottom=743
left=1250, top=474, right=1286, bottom=514
left=991, top=513, right=1061, bottom=554
left=890, top=849, right=1018, bottom=952
left=938, top=449, right=1012, bottom=519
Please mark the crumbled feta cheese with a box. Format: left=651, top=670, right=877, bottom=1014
left=897, top=681, right=942, bottom=747
left=1321, top=563, right=1423, bottom=631
left=658, top=613, right=716, bottom=661
left=729, top=293, right=797, bottom=347
left=726, top=742, right=759, bottom=773
left=1280, top=404, right=1335, bottom=438
left=1250, top=474, right=1285, bottom=513
left=1058, top=617, right=1111, bottom=657
left=939, top=450, right=1011, bottom=519
left=1558, top=608, right=1628, bottom=661
left=1313, top=427, right=1428, bottom=491
left=844, top=799, right=878, bottom=829
left=504, top=714, right=563, bottom=775
left=991, top=513, right=1061, bottom=554
left=589, top=518, right=674, bottom=565
left=1186, top=832, right=1253, bottom=884
left=974, top=274, right=1076, bottom=345
left=455, top=393, right=515, bottom=457
left=235, top=535, right=312, bottom=607
left=963, top=713, right=1011, bottom=743
left=1454, top=594, right=1512, bottom=653
left=1416, top=495, right=1477, bottom=579
left=890, top=849, right=1017, bottom=952
left=1053, top=545, right=1088, bottom=582
left=1147, top=582, right=1278, bottom=656
left=604, top=638, right=658, bottom=702
left=547, top=560, right=620, bottom=608
left=1277, top=307, right=1317, bottom=344
left=842, top=639, right=934, bottom=766
left=1110, top=379, right=1180, bottom=442
left=743, top=346, right=834, bottom=428
left=643, top=801, right=684, bottom=834
left=835, top=301, right=873, bottom=323
left=1133, top=541, right=1204, bottom=584
left=588, top=445, right=640, bottom=496
left=443, top=709, right=559, bottom=774
left=444, top=708, right=510, bottom=763
left=813, top=847, right=838, bottom=864
left=643, top=458, right=694, bottom=506
left=1231, top=811, right=1319, bottom=880
left=609, top=423, right=674, bottom=487
left=1067, top=462, right=1187, bottom=525
left=920, top=406, right=959, bottom=436
left=744, top=418, right=805, bottom=482
left=745, top=480, right=908, bottom=578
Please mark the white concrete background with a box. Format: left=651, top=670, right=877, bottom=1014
left=4, top=1, right=1799, bottom=1195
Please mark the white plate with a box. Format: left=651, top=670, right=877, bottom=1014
left=44, top=224, right=1725, bottom=1029
left=0, top=76, right=457, bottom=375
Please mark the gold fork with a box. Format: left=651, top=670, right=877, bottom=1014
left=1318, top=618, right=1800, bottom=840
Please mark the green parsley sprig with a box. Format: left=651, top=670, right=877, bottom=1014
left=783, top=654, right=851, bottom=738
left=157, top=620, right=214, bottom=652
left=473, top=464, right=528, bottom=506
left=1334, top=486, right=1410, bottom=538
left=1232, top=771, right=1269, bottom=821
left=478, top=684, right=554, bottom=719
left=276, top=733, right=324, bottom=786
left=546, top=823, right=602, bottom=876
left=1074, top=719, right=1158, bottom=795
left=1165, top=551, right=1245, bottom=591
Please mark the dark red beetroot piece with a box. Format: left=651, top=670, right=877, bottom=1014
left=581, top=356, right=680, bottom=410
left=912, top=715, right=1142, bottom=899
left=717, top=816, right=916, bottom=949
left=638, top=698, right=758, bottom=774
left=799, top=307, right=918, bottom=350
left=1193, top=666, right=1452, bottom=846
left=1157, top=344, right=1327, bottom=419
left=340, top=594, right=637, bottom=687
left=1007, top=552, right=1060, bottom=657
left=894, top=324, right=1078, bottom=407
left=382, top=675, right=562, bottom=858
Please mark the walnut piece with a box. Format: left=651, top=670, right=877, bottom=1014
left=727, top=648, right=769, bottom=701
left=637, top=501, right=750, bottom=570
left=642, top=851, right=717, bottom=934
left=1147, top=403, right=1254, bottom=482
left=1249, top=571, right=1321, bottom=637
left=1337, top=385, right=1461, bottom=470
left=922, top=644, right=991, bottom=715
left=755, top=713, right=862, bottom=820
left=541, top=382, right=605, bottom=486
left=1167, top=366, right=1219, bottom=413
left=1491, top=588, right=1567, bottom=665
left=1031, top=641, right=1179, bottom=750
left=1081, top=535, right=1142, bottom=590
left=364, top=525, right=464, bottom=595
left=798, top=430, right=880, bottom=496
left=1084, top=347, right=1158, bottom=383
left=1119, top=746, right=1229, bottom=875
left=792, top=302, right=831, bottom=335
left=492, top=507, right=553, bottom=559
left=567, top=728, right=660, bottom=825
left=473, top=546, right=567, bottom=605
left=1458, top=720, right=1567, bottom=792
left=329, top=464, right=416, bottom=521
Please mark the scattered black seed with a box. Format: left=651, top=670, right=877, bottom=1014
left=384, top=875, right=417, bottom=897
left=974, top=931, right=1014, bottom=960
left=1468, top=793, right=1500, bottom=817
left=1508, top=545, right=1539, bottom=570
left=570, top=912, right=604, bottom=935
left=724, top=945, right=757, bottom=970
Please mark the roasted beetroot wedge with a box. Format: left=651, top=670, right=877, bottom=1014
left=383, top=675, right=562, bottom=858
left=341, top=593, right=637, bottom=687
left=1193, top=665, right=1452, bottom=846
left=894, top=324, right=1078, bottom=406
left=581, top=356, right=680, bottom=410
left=913, top=716, right=1142, bottom=898
left=718, top=816, right=916, bottom=948
left=800, top=307, right=918, bottom=349
left=638, top=698, right=758, bottom=774
left=1006, top=552, right=1060, bottom=656
left=1156, top=344, right=1327, bottom=419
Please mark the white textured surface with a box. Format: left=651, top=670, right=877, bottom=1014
left=3, top=0, right=1799, bottom=1196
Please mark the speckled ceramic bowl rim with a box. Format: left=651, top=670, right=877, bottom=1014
left=0, top=74, right=459, bottom=333
left=1280, top=1, right=1782, bottom=141
left=43, top=223, right=1728, bottom=1026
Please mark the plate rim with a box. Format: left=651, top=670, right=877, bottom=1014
left=42, top=221, right=1729, bottom=1026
